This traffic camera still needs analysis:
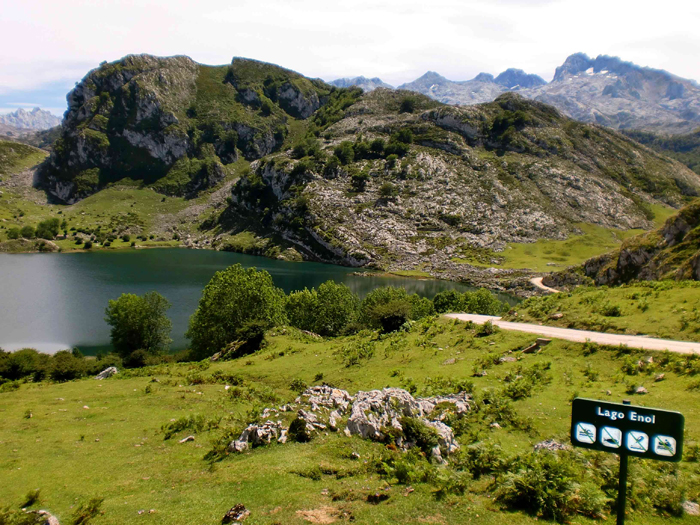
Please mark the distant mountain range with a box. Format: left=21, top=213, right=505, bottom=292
left=329, top=76, right=393, bottom=91
left=330, top=53, right=700, bottom=134
left=0, top=108, right=61, bottom=131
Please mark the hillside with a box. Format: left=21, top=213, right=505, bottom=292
left=2, top=318, right=700, bottom=524
left=39, top=55, right=339, bottom=203
left=217, top=88, right=700, bottom=281
left=544, top=200, right=700, bottom=287
left=624, top=128, right=700, bottom=175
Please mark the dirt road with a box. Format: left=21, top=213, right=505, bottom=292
left=530, top=277, right=560, bottom=294
left=445, top=313, right=700, bottom=355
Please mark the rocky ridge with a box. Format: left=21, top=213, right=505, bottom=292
left=38, top=55, right=336, bottom=203
left=222, top=88, right=700, bottom=284
left=394, top=54, right=700, bottom=134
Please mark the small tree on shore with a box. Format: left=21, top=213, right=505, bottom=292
left=186, top=264, right=287, bottom=360
left=104, top=291, right=172, bottom=359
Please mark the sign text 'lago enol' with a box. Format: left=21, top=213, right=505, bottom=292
left=570, top=398, right=684, bottom=461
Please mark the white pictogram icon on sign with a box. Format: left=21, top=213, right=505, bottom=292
left=600, top=426, right=622, bottom=448
left=653, top=435, right=677, bottom=457
left=575, top=422, right=596, bottom=444
left=626, top=431, right=649, bottom=453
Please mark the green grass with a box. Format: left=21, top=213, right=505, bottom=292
left=2, top=318, right=699, bottom=523
left=0, top=141, right=47, bottom=176
left=454, top=209, right=675, bottom=272
left=507, top=281, right=700, bottom=341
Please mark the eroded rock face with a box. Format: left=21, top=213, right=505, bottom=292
left=229, top=420, right=287, bottom=452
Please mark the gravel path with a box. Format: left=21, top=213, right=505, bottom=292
left=445, top=313, right=700, bottom=355
left=530, top=276, right=560, bottom=294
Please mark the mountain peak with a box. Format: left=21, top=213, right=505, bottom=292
left=494, top=68, right=547, bottom=89
left=328, top=76, right=393, bottom=92
left=472, top=72, right=495, bottom=83
left=0, top=107, right=61, bottom=130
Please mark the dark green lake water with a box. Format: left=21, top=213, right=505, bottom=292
left=0, top=249, right=516, bottom=353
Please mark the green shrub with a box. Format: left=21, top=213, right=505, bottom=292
left=7, top=227, right=20, bottom=240
left=49, top=350, right=86, bottom=382
left=400, top=416, right=439, bottom=454
left=186, top=265, right=286, bottom=360
left=70, top=497, right=104, bottom=525
left=333, top=141, right=355, bottom=165
left=20, top=225, right=35, bottom=239
left=290, top=378, right=308, bottom=393
left=83, top=241, right=93, bottom=249
left=0, top=348, right=50, bottom=382
left=433, top=290, right=462, bottom=313
left=288, top=417, right=312, bottom=442
left=399, top=96, right=417, bottom=114
left=35, top=218, right=60, bottom=240
left=105, top=291, right=172, bottom=359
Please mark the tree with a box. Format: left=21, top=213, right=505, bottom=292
left=186, top=264, right=287, bottom=359
left=36, top=218, right=60, bottom=240
left=433, top=290, right=463, bottom=313
left=350, top=169, right=370, bottom=192
left=20, top=225, right=35, bottom=239
left=104, top=292, right=173, bottom=359
left=314, top=281, right=359, bottom=336
left=333, top=141, right=355, bottom=165
left=379, top=182, right=398, bottom=199
left=286, top=288, right=318, bottom=332
left=7, top=227, right=20, bottom=240
left=360, top=286, right=434, bottom=331
left=49, top=350, right=86, bottom=382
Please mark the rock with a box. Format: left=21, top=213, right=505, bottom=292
left=442, top=358, right=456, bottom=365
left=366, top=493, right=390, bottom=504
left=350, top=452, right=360, bottom=460
left=179, top=435, right=195, bottom=443
left=606, top=390, right=612, bottom=396
left=490, top=422, right=501, bottom=429
left=222, top=504, right=250, bottom=523
left=36, top=511, right=60, bottom=525
left=683, top=501, right=700, bottom=516
left=229, top=421, right=285, bottom=453
left=654, top=373, right=666, bottom=382
left=534, top=439, right=571, bottom=452
left=499, top=356, right=517, bottom=363
left=549, top=313, right=564, bottom=320
left=328, top=410, right=341, bottom=431
left=635, top=386, right=648, bottom=395
left=301, top=385, right=353, bottom=414
left=95, top=367, right=118, bottom=380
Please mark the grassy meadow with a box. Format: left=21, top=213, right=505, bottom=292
left=2, top=317, right=700, bottom=524
left=508, top=281, right=700, bottom=342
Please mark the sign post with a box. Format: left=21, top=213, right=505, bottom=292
left=571, top=398, right=684, bottom=525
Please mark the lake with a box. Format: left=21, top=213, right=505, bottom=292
left=0, top=248, right=517, bottom=353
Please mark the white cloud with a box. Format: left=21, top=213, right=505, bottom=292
left=0, top=0, right=698, bottom=97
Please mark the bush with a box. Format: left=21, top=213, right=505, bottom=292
left=20, top=225, right=36, bottom=239
left=123, top=349, right=149, bottom=368
left=333, top=141, right=355, bottom=165
left=290, top=378, right=308, bottom=393
left=49, top=350, right=86, bottom=382
left=35, top=218, right=60, bottom=240
left=83, top=241, right=93, bottom=249
left=314, top=281, right=359, bottom=336
left=7, top=227, right=20, bottom=240
left=433, top=290, right=462, bottom=313
left=379, top=182, right=398, bottom=199
left=70, top=497, right=104, bottom=525
left=286, top=288, right=318, bottom=332
left=360, top=286, right=434, bottom=330
left=0, top=348, right=50, bottom=382
left=350, top=169, right=370, bottom=192
left=121, top=234, right=131, bottom=242
left=371, top=299, right=413, bottom=332
left=105, top=292, right=172, bottom=359
left=399, top=96, right=417, bottom=114
left=385, top=154, right=398, bottom=169
left=186, top=264, right=286, bottom=360
left=399, top=416, right=439, bottom=454
left=462, top=288, right=508, bottom=315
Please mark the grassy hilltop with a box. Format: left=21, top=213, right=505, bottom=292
left=2, top=317, right=700, bottom=524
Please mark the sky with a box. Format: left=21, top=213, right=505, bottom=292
left=1, top=0, right=699, bottom=116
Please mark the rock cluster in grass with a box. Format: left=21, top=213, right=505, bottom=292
left=228, top=385, right=472, bottom=463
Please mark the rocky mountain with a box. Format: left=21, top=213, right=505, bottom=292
left=36, top=53, right=700, bottom=284
left=524, top=54, right=700, bottom=134
left=397, top=71, right=508, bottom=105
left=494, top=69, right=546, bottom=89
left=39, top=55, right=338, bottom=203
left=218, top=88, right=700, bottom=277
left=396, top=54, right=700, bottom=134
left=545, top=199, right=700, bottom=287
left=329, top=76, right=393, bottom=92
left=0, top=108, right=61, bottom=130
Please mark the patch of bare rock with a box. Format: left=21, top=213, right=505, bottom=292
left=228, top=385, right=472, bottom=464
